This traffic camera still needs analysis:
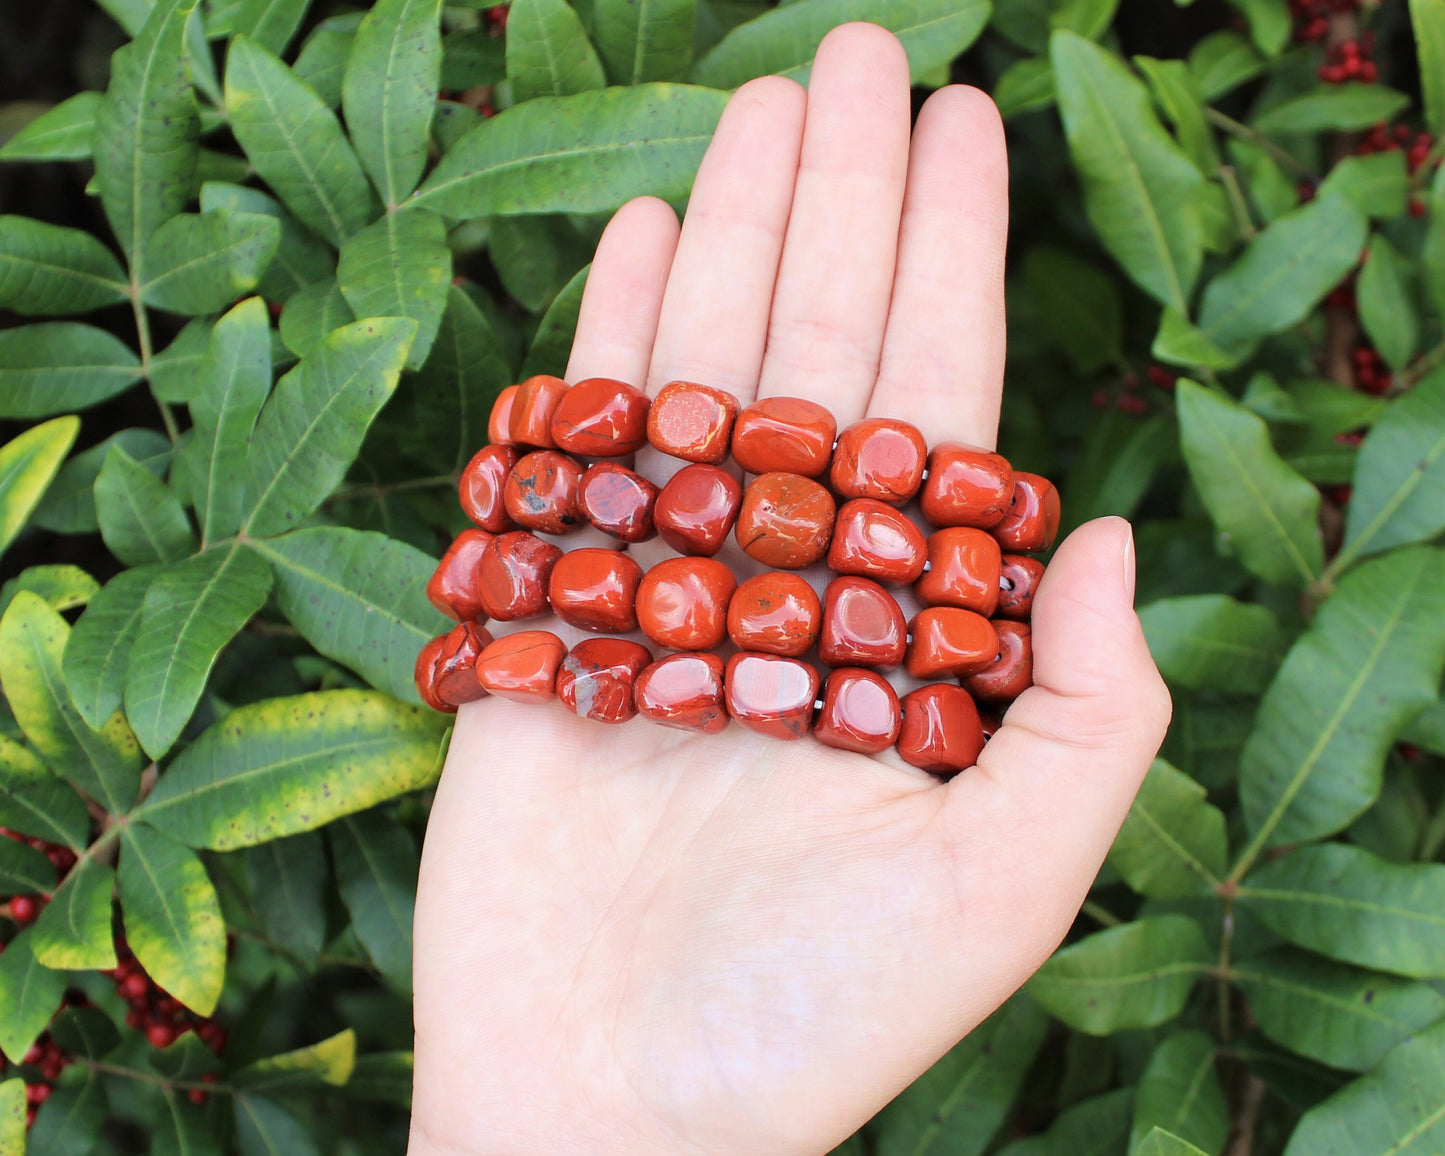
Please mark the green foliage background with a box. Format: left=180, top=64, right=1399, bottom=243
left=0, top=0, right=1443, bottom=1151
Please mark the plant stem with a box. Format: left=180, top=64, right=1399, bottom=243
left=1223, top=1071, right=1267, bottom=1156
left=1219, top=165, right=1258, bottom=241
left=1205, top=107, right=1316, bottom=180
left=79, top=1058, right=229, bottom=1095
left=131, top=289, right=180, bottom=444
left=1081, top=899, right=1123, bottom=927
left=1217, top=891, right=1236, bottom=1044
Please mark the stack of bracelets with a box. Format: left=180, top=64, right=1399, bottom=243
left=414, top=376, right=1060, bottom=779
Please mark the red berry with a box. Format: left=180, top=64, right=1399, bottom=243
left=24, top=1084, right=49, bottom=1106
left=1411, top=198, right=1428, bottom=218
left=10, top=896, right=38, bottom=923
left=119, top=973, right=149, bottom=1001
left=40, top=1058, right=63, bottom=1082
left=125, top=1010, right=142, bottom=1030
left=189, top=1089, right=208, bottom=1105
left=146, top=1023, right=176, bottom=1049
left=21, top=1043, right=43, bottom=1065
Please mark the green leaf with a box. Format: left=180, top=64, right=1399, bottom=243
left=228, top=0, right=312, bottom=55
left=1318, top=151, right=1410, bottom=220
left=691, top=0, right=990, bottom=88
left=0, top=416, right=79, bottom=560
left=1021, top=246, right=1121, bottom=375
left=296, top=16, right=361, bottom=107
left=1275, top=377, right=1386, bottom=485
left=152, top=1086, right=218, bottom=1156
left=0, top=566, right=99, bottom=617
left=592, top=0, right=696, bottom=83
left=1151, top=309, right=1241, bottom=372
left=520, top=263, right=588, bottom=378
left=225, top=35, right=379, bottom=248
left=1062, top=410, right=1172, bottom=532
left=119, top=822, right=226, bottom=1015
left=994, top=58, right=1056, bottom=119
left=1138, top=594, right=1283, bottom=693
left=1051, top=32, right=1203, bottom=313
left=1357, top=234, right=1417, bottom=372
left=201, top=182, right=336, bottom=305
left=0, top=216, right=128, bottom=315
left=234, top=1028, right=355, bottom=1091
left=1240, top=843, right=1445, bottom=979
left=506, top=0, right=607, bottom=101
left=995, top=1089, right=1133, bottom=1156
left=1029, top=916, right=1210, bottom=1034
left=278, top=277, right=355, bottom=360
left=140, top=209, right=282, bottom=315
left=62, top=565, right=162, bottom=730
left=0, top=932, right=65, bottom=1063
left=1134, top=57, right=1219, bottom=174
left=1053, top=0, right=1119, bottom=41
left=251, top=527, right=448, bottom=704
left=1229, top=0, right=1291, bottom=56
left=342, top=1051, right=413, bottom=1107
left=1137, top=1131, right=1209, bottom=1156
left=47, top=1006, right=121, bottom=1059
left=1189, top=31, right=1265, bottom=101
left=330, top=813, right=417, bottom=991
left=242, top=317, right=416, bottom=538
left=342, top=0, right=443, bottom=207
left=244, top=832, right=328, bottom=967
left=336, top=209, right=451, bottom=370
left=94, top=445, right=197, bottom=567
left=1415, top=0, right=1445, bottom=139
left=0, top=738, right=91, bottom=850
left=1109, top=759, right=1228, bottom=899
left=0, top=835, right=57, bottom=895
left=93, top=0, right=201, bottom=265
left=489, top=213, right=593, bottom=313
left=234, top=1095, right=321, bottom=1156
left=1253, top=84, right=1411, bottom=134
left=149, top=315, right=218, bottom=404
left=0, top=1079, right=22, bottom=1156
left=0, top=323, right=141, bottom=419
left=29, top=857, right=117, bottom=971
left=413, top=84, right=727, bottom=219
left=0, top=92, right=102, bottom=162
left=1130, top=1031, right=1227, bottom=1156
left=1239, top=547, right=1445, bottom=851
left=441, top=28, right=506, bottom=90
left=135, top=689, right=447, bottom=850
left=0, top=593, right=143, bottom=815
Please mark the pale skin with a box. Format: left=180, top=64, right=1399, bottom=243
left=410, top=24, right=1171, bottom=1156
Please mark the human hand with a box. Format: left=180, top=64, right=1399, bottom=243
left=409, top=23, right=1171, bottom=1156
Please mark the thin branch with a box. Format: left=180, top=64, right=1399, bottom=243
left=1205, top=107, right=1317, bottom=180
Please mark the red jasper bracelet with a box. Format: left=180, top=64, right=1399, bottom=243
left=418, top=375, right=1060, bottom=779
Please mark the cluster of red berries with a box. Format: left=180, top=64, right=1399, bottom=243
left=1319, top=34, right=1378, bottom=84
left=1356, top=122, right=1438, bottom=208
left=1, top=827, right=78, bottom=924
left=1287, top=0, right=1356, bottom=44
left=485, top=3, right=509, bottom=31
left=106, top=941, right=228, bottom=1061
left=1090, top=366, right=1174, bottom=415
left=17, top=1032, right=69, bottom=1127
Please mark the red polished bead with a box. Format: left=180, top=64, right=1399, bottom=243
left=578, top=463, right=657, bottom=543
left=503, top=450, right=584, bottom=534
left=727, top=572, right=822, bottom=657
left=819, top=576, right=906, bottom=668
left=508, top=374, right=569, bottom=447
left=827, top=499, right=927, bottom=583
left=654, top=464, right=742, bottom=556
left=557, top=638, right=652, bottom=724
left=915, top=528, right=1002, bottom=616
left=994, top=473, right=1062, bottom=552
left=488, top=384, right=519, bottom=446
left=735, top=472, right=836, bottom=569
left=964, top=621, right=1033, bottom=703
left=633, top=653, right=728, bottom=734
left=830, top=419, right=927, bottom=504
left=635, top=557, right=737, bottom=650
left=920, top=445, right=1014, bottom=529
left=730, top=396, right=837, bottom=477
left=476, top=630, right=567, bottom=702
left=551, top=377, right=650, bottom=457
left=459, top=444, right=519, bottom=534
left=904, top=607, right=999, bottom=679
left=997, top=554, right=1045, bottom=620
left=724, top=653, right=820, bottom=741
left=414, top=636, right=454, bottom=712
left=477, top=531, right=562, bottom=620
left=427, top=529, right=493, bottom=621
left=647, top=381, right=740, bottom=463
left=432, top=621, right=492, bottom=707
left=813, top=668, right=901, bottom=755
left=897, top=684, right=984, bottom=778
left=547, top=548, right=643, bottom=633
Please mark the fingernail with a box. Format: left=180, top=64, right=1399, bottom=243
left=1121, top=521, right=1136, bottom=607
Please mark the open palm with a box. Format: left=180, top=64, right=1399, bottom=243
left=410, top=25, right=1170, bottom=1156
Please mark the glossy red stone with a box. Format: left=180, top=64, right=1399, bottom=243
left=730, top=396, right=837, bottom=477
left=964, top=621, right=1033, bottom=703
left=550, top=377, right=650, bottom=456
left=997, top=554, right=1045, bottom=620
left=735, top=472, right=836, bottom=569
left=915, top=528, right=1002, bottom=616
left=654, top=464, right=742, bottom=556
left=727, top=572, right=822, bottom=657
left=647, top=381, right=740, bottom=463
left=508, top=375, right=569, bottom=447
left=458, top=444, right=520, bottom=533
left=503, top=450, right=584, bottom=534
left=919, top=445, right=1014, bottom=529
left=578, top=463, right=657, bottom=543
left=477, top=531, right=562, bottom=620
left=433, top=621, right=493, bottom=707
left=827, top=499, right=927, bottom=583
left=635, top=557, right=737, bottom=651
left=488, top=384, right=519, bottom=446
left=830, top=419, right=927, bottom=504
left=896, top=684, right=985, bottom=778
left=994, top=473, right=1062, bottom=552
left=633, top=653, right=728, bottom=734
left=476, top=631, right=567, bottom=703
left=414, top=635, right=454, bottom=713
left=557, top=638, right=652, bottom=724
left=724, top=653, right=820, bottom=741
left=904, top=608, right=999, bottom=679
left=547, top=548, right=643, bottom=633
left=813, top=668, right=901, bottom=755
left=819, top=576, right=907, bottom=668
left=427, top=528, right=493, bottom=622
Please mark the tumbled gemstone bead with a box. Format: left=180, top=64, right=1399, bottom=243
left=633, top=653, right=728, bottom=734
left=904, top=607, right=999, bottom=679
left=414, top=635, right=455, bottom=713
left=727, top=572, right=822, bottom=657
left=919, top=445, right=1013, bottom=529
left=578, top=463, right=658, bottom=543
left=830, top=419, right=927, bottom=504
left=654, top=464, right=742, bottom=557
left=997, top=554, right=1045, bottom=620
left=488, top=384, right=519, bottom=446
left=547, top=548, right=644, bottom=633
left=819, top=576, right=907, bottom=668
left=730, top=396, right=837, bottom=477
left=915, top=527, right=1002, bottom=616
left=476, top=630, right=567, bottom=702
left=964, top=621, right=1034, bottom=703
left=508, top=375, right=569, bottom=447
left=427, top=528, right=493, bottom=622
left=432, top=621, right=493, bottom=707
left=503, top=450, right=584, bottom=535
left=735, top=472, right=836, bottom=569
left=557, top=638, right=652, bottom=724
left=813, top=668, right=901, bottom=755
left=550, top=377, right=650, bottom=457
left=994, top=473, right=1062, bottom=552
left=827, top=499, right=927, bottom=583
left=459, top=444, right=520, bottom=534
left=477, top=531, right=562, bottom=621
left=897, top=685, right=985, bottom=778
left=635, top=556, right=737, bottom=651
left=724, top=653, right=820, bottom=741
left=647, top=380, right=740, bottom=463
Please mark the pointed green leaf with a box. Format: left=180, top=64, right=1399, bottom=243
left=30, top=857, right=117, bottom=971
left=94, top=445, right=197, bottom=567
left=0, top=417, right=79, bottom=560
left=996, top=1089, right=1133, bottom=1156
left=1138, top=1131, right=1209, bottom=1156
left=28, top=1073, right=111, bottom=1155
left=235, top=1095, right=321, bottom=1156
left=0, top=1079, right=22, bottom=1156
left=1319, top=151, right=1410, bottom=220
left=1138, top=595, right=1284, bottom=693
left=1135, top=56, right=1219, bottom=174
left=330, top=813, right=417, bottom=990
left=0, top=566, right=99, bottom=618
left=140, top=210, right=281, bottom=315
left=0, top=835, right=58, bottom=895
left=521, top=263, right=588, bottom=378
left=234, top=1028, right=355, bottom=1091
left=295, top=16, right=362, bottom=108
left=1253, top=84, right=1410, bottom=134
left=277, top=277, right=354, bottom=361
left=0, top=93, right=102, bottom=162
left=151, top=1085, right=218, bottom=1156
left=1131, top=1031, right=1227, bottom=1156
left=1415, top=0, right=1445, bottom=138
left=47, top=1006, right=121, bottom=1060
left=0, top=738, right=90, bottom=850
left=506, top=0, right=607, bottom=101
left=994, top=57, right=1057, bottom=118
left=1109, top=759, right=1227, bottom=899
left=229, top=0, right=312, bottom=55
left=0, top=323, right=141, bottom=419
left=244, top=831, right=327, bottom=967
left=0, top=932, right=65, bottom=1063
left=1357, top=234, right=1418, bottom=372
left=200, top=182, right=336, bottom=304
left=592, top=0, right=695, bottom=84
left=62, top=565, right=162, bottom=730
left=149, top=316, right=219, bottom=405
left=0, top=216, right=128, bottom=315
left=1152, top=308, right=1243, bottom=371
left=336, top=209, right=451, bottom=369
left=342, top=1051, right=413, bottom=1108
left=1189, top=31, right=1265, bottom=100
